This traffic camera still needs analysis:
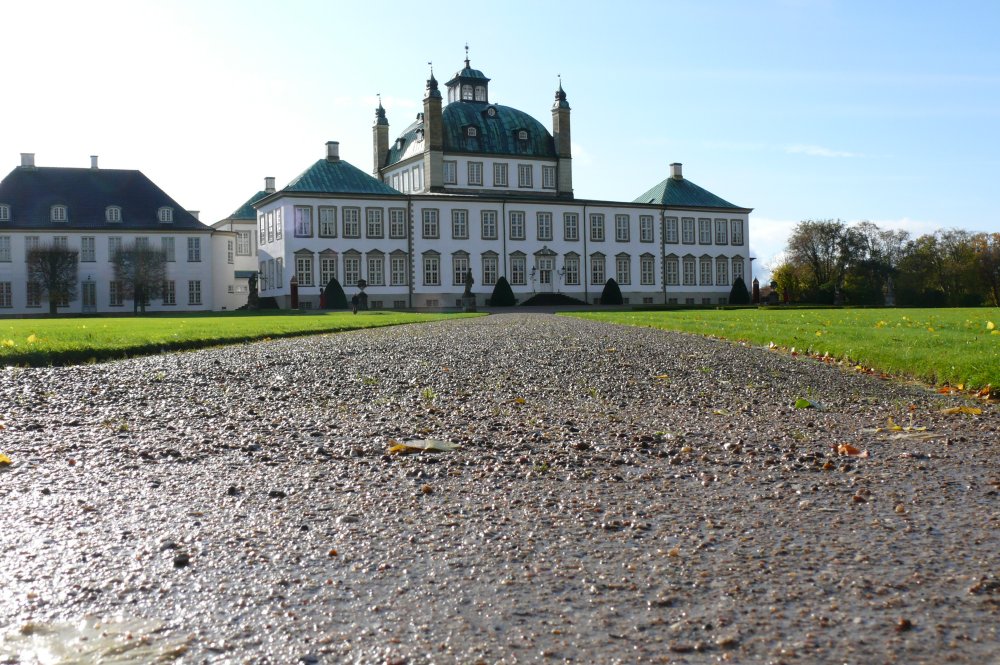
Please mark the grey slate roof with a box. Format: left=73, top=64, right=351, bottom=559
left=0, top=166, right=210, bottom=231
left=284, top=159, right=402, bottom=196
left=633, top=176, right=744, bottom=210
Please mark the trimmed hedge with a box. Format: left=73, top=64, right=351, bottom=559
left=600, top=279, right=623, bottom=305
left=489, top=276, right=516, bottom=306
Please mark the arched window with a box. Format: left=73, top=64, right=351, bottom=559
left=50, top=205, right=68, bottom=222
left=158, top=206, right=174, bottom=223
left=517, top=130, right=528, bottom=141
left=466, top=126, right=478, bottom=137
left=106, top=206, right=122, bottom=223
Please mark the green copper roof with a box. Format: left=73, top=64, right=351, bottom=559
left=285, top=159, right=401, bottom=196
left=443, top=103, right=555, bottom=157
left=229, top=190, right=270, bottom=220
left=633, top=176, right=742, bottom=210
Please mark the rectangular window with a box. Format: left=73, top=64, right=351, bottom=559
left=266, top=211, right=274, bottom=243
left=0, top=282, right=11, bottom=308
left=412, top=165, right=423, bottom=192
left=0, top=236, right=9, bottom=262
left=391, top=255, right=408, bottom=286
left=320, top=255, right=338, bottom=287
left=187, top=237, right=201, bottom=262
left=188, top=280, right=202, bottom=306
left=294, top=206, right=313, bottom=237
left=343, top=207, right=361, bottom=238
left=715, top=219, right=728, bottom=244
left=517, top=164, right=533, bottom=188
left=162, top=280, right=176, bottom=306
left=590, top=255, right=606, bottom=285
left=107, top=236, right=121, bottom=260
left=493, top=163, right=508, bottom=187
left=468, top=161, right=483, bottom=186
left=422, top=209, right=439, bottom=238
left=482, top=255, right=498, bottom=285
left=275, top=209, right=283, bottom=239
left=481, top=210, right=498, bottom=239
left=683, top=257, right=696, bottom=286
left=640, top=256, right=655, bottom=285
left=716, top=257, right=729, bottom=286
left=615, top=214, right=630, bottom=242
left=344, top=256, right=361, bottom=287
left=731, top=219, right=744, bottom=246
left=665, top=257, right=679, bottom=285
left=161, top=236, right=175, bottom=263
left=510, top=255, right=526, bottom=285
left=423, top=255, right=440, bottom=286
left=259, top=261, right=267, bottom=290
left=682, top=218, right=695, bottom=244
left=590, top=214, right=605, bottom=242
left=452, top=209, right=468, bottom=239
left=366, top=208, right=384, bottom=238
left=733, top=257, right=745, bottom=282
left=258, top=214, right=265, bottom=244
left=402, top=170, right=411, bottom=194
left=227, top=240, right=234, bottom=264
left=274, top=257, right=283, bottom=288
left=80, top=236, right=95, bottom=262
left=236, top=230, right=252, bottom=255
left=699, top=218, right=712, bottom=244
left=367, top=256, right=385, bottom=286
left=665, top=217, right=679, bottom=244
left=295, top=255, right=313, bottom=286
left=564, top=256, right=579, bottom=285
left=389, top=208, right=407, bottom=238
left=453, top=255, right=469, bottom=285
left=51, top=205, right=68, bottom=222
left=25, top=282, right=40, bottom=307
left=53, top=236, right=68, bottom=249
left=444, top=161, right=457, bottom=184
left=640, top=215, right=654, bottom=243
left=564, top=213, right=579, bottom=241
left=700, top=257, right=713, bottom=285
left=319, top=207, right=337, bottom=237
left=107, top=281, right=122, bottom=307
left=536, top=212, right=553, bottom=241
left=542, top=165, right=556, bottom=189
left=616, top=256, right=631, bottom=285
left=509, top=211, right=525, bottom=240
left=0, top=205, right=9, bottom=222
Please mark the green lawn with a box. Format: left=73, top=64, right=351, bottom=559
left=0, top=310, right=482, bottom=366
left=564, top=308, right=1000, bottom=389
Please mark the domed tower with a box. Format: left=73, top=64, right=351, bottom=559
left=552, top=78, right=573, bottom=198
left=445, top=50, right=491, bottom=104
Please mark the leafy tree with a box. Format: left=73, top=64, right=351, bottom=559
left=323, top=277, right=348, bottom=309
left=769, top=261, right=808, bottom=302
left=728, top=276, right=750, bottom=305
left=26, top=242, right=79, bottom=315
left=600, top=278, right=623, bottom=305
left=972, top=232, right=1000, bottom=306
left=786, top=220, right=862, bottom=302
left=112, top=242, right=167, bottom=314
left=489, top=276, right=516, bottom=307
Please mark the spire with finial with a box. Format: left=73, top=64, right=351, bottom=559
left=554, top=73, right=570, bottom=109
left=375, top=92, right=388, bottom=125
left=464, top=43, right=470, bottom=68
left=425, top=61, right=440, bottom=98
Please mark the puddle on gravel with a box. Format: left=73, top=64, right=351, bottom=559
left=0, top=616, right=190, bottom=664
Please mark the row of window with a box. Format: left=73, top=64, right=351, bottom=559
left=664, top=254, right=746, bottom=287
left=442, top=161, right=556, bottom=189
left=665, top=217, right=745, bottom=246
left=0, top=204, right=177, bottom=225
left=0, top=280, right=202, bottom=308
left=0, top=235, right=205, bottom=263
left=390, top=165, right=424, bottom=194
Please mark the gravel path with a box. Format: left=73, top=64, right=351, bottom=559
left=0, top=313, right=997, bottom=664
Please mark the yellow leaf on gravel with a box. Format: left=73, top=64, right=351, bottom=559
left=939, top=406, right=983, bottom=415
left=513, top=397, right=526, bottom=405
left=388, top=439, right=460, bottom=455
left=652, top=374, right=670, bottom=380
left=0, top=452, right=10, bottom=466
left=712, top=409, right=731, bottom=416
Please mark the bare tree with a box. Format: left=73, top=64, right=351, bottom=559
left=26, top=242, right=79, bottom=315
left=112, top=242, right=167, bottom=314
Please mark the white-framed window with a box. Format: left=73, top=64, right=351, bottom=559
left=731, top=219, right=745, bottom=246
left=259, top=261, right=267, bottom=291
left=453, top=254, right=469, bottom=285
left=482, top=254, right=498, bottom=285
left=158, top=207, right=173, bottom=223
left=466, top=124, right=477, bottom=136
left=509, top=211, right=525, bottom=240
left=665, top=217, right=679, bottom=244
left=468, top=161, right=483, bottom=186
left=640, top=255, right=655, bottom=285
left=318, top=206, right=337, bottom=237
left=295, top=254, right=314, bottom=286
left=590, top=254, right=606, bottom=285
left=162, top=280, right=176, bottom=306
left=274, top=257, right=283, bottom=288
left=682, top=256, right=696, bottom=286
left=104, top=236, right=120, bottom=261
left=682, top=218, right=696, bottom=244
left=106, top=206, right=121, bottom=223
left=564, top=213, right=579, bottom=241
left=402, top=170, right=411, bottom=194
left=494, top=163, right=508, bottom=187
left=452, top=209, right=468, bottom=239
left=275, top=208, right=283, bottom=239
left=563, top=255, right=579, bottom=285
left=537, top=212, right=553, bottom=241
left=187, top=237, right=201, bottom=262
left=109, top=281, right=123, bottom=307
left=444, top=161, right=457, bottom=184
left=258, top=213, right=265, bottom=244
left=422, top=209, right=439, bottom=238
left=0, top=282, right=12, bottom=308
left=732, top=255, right=745, bottom=282
left=665, top=255, right=679, bottom=285
left=0, top=236, right=9, bottom=262
left=616, top=255, right=631, bottom=285
left=423, top=254, right=440, bottom=286
left=227, top=240, right=234, bottom=264
left=162, top=236, right=175, bottom=262
left=412, top=165, right=423, bottom=192
left=51, top=205, right=68, bottom=222
left=699, top=218, right=712, bottom=244
left=510, top=254, right=526, bottom=285
left=367, top=255, right=385, bottom=286
left=366, top=208, right=383, bottom=238
left=542, top=165, right=556, bottom=189
left=343, top=207, right=361, bottom=238
left=25, top=282, right=41, bottom=307
left=640, top=215, right=654, bottom=243
left=481, top=210, right=498, bottom=239
left=293, top=206, right=312, bottom=237
left=81, top=236, right=95, bottom=262
left=615, top=214, right=630, bottom=242
left=715, top=219, right=728, bottom=245
left=389, top=208, right=407, bottom=238
left=236, top=231, right=251, bottom=255
left=517, top=129, right=528, bottom=141
left=700, top=256, right=713, bottom=285
left=0, top=204, right=9, bottom=222
left=391, top=255, right=408, bottom=286
left=590, top=214, right=605, bottom=242
left=344, top=255, right=361, bottom=287
left=474, top=85, right=487, bottom=101
left=320, top=255, right=338, bottom=287
left=517, top=164, right=533, bottom=188
left=392, top=174, right=400, bottom=192
left=134, top=236, right=148, bottom=250
left=716, top=256, right=729, bottom=285
left=266, top=211, right=274, bottom=242
left=188, top=280, right=202, bottom=305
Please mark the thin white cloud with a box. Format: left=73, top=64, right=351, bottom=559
left=571, top=142, right=594, bottom=167
left=785, top=144, right=862, bottom=158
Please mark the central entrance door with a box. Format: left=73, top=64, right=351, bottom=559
left=537, top=257, right=554, bottom=292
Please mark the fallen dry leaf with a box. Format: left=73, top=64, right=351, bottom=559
left=836, top=444, right=867, bottom=457
left=0, top=452, right=10, bottom=466
left=388, top=439, right=460, bottom=455
left=939, top=406, right=983, bottom=416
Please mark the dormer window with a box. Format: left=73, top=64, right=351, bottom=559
left=517, top=130, right=529, bottom=141
left=474, top=85, right=487, bottom=102
left=106, top=206, right=122, bottom=223
left=158, top=206, right=174, bottom=223
left=415, top=128, right=425, bottom=141
left=50, top=205, right=68, bottom=223
left=0, top=204, right=9, bottom=222
left=466, top=126, right=478, bottom=138
left=461, top=84, right=473, bottom=101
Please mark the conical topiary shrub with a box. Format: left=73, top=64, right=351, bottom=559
left=489, top=276, right=516, bottom=307
left=600, top=278, right=623, bottom=305
left=728, top=277, right=751, bottom=305
left=324, top=277, right=348, bottom=309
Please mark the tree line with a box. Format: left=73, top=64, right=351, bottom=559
left=771, top=220, right=1000, bottom=307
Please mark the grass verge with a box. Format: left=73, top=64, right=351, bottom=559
left=563, top=307, right=1000, bottom=390
left=0, top=310, right=483, bottom=367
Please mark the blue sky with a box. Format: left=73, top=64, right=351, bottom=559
left=4, top=0, right=999, bottom=280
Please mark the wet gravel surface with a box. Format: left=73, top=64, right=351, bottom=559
left=0, top=313, right=997, bottom=664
